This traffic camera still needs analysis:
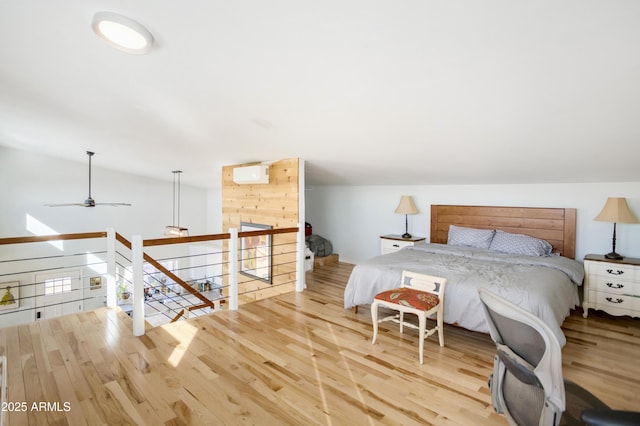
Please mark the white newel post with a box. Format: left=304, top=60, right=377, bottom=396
left=106, top=228, right=117, bottom=308
left=229, top=228, right=239, bottom=311
left=296, top=222, right=306, bottom=292
left=131, top=235, right=145, bottom=336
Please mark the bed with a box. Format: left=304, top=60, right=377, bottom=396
left=344, top=205, right=584, bottom=346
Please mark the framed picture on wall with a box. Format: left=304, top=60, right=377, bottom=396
left=0, top=281, right=19, bottom=311
left=90, top=276, right=102, bottom=290
left=240, top=222, right=272, bottom=283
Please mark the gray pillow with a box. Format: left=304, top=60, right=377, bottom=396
left=489, top=230, right=553, bottom=256
left=447, top=225, right=495, bottom=249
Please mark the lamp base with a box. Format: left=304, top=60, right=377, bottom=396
left=402, top=233, right=412, bottom=239
left=605, top=251, right=623, bottom=260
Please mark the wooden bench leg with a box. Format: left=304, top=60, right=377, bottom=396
left=352, top=306, right=358, bottom=314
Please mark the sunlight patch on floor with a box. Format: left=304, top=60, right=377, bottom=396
left=164, top=321, right=198, bottom=367
left=304, top=326, right=332, bottom=425
left=328, top=321, right=379, bottom=426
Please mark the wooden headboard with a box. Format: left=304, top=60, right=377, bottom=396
left=430, top=205, right=577, bottom=259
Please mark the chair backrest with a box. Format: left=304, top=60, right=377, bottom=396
left=478, top=288, right=565, bottom=426
left=401, top=270, right=446, bottom=297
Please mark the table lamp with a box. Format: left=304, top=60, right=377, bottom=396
left=594, top=197, right=638, bottom=260
left=395, top=195, right=419, bottom=239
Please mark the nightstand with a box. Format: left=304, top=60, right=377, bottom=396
left=582, top=254, right=640, bottom=319
left=380, top=234, right=426, bottom=255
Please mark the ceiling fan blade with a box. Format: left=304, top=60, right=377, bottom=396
left=95, top=203, right=132, bottom=207
left=45, top=203, right=131, bottom=207
left=45, top=202, right=131, bottom=207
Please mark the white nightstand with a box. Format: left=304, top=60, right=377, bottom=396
left=380, top=234, right=426, bottom=255
left=583, top=254, right=640, bottom=319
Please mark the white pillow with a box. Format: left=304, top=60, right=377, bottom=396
left=447, top=225, right=495, bottom=249
left=489, top=230, right=553, bottom=256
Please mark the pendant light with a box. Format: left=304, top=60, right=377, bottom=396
left=164, top=170, right=189, bottom=237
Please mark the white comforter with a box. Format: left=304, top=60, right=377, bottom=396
left=344, top=243, right=583, bottom=346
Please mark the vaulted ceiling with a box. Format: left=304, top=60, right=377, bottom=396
left=1, top=1, right=639, bottom=189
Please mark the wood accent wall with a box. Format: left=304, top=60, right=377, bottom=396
left=222, top=159, right=299, bottom=304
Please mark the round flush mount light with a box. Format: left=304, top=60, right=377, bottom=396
left=92, top=11, right=154, bottom=54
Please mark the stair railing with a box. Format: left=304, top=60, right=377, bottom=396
left=0, top=224, right=305, bottom=336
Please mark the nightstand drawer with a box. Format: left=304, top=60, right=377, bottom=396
left=379, top=235, right=425, bottom=255
left=589, top=290, right=638, bottom=314
left=590, top=275, right=639, bottom=296
left=381, top=238, right=414, bottom=252
left=589, top=262, right=639, bottom=281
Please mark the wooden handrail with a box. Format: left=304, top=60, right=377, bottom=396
left=0, top=232, right=107, bottom=246
left=142, top=227, right=299, bottom=247
left=170, top=309, right=185, bottom=323
left=0, top=227, right=298, bottom=247
left=115, top=232, right=132, bottom=249
left=143, top=233, right=231, bottom=247
left=188, top=303, right=209, bottom=311
left=238, top=227, right=299, bottom=238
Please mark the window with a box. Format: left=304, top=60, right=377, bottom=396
left=44, top=277, right=72, bottom=295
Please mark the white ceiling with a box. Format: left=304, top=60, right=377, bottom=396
left=1, top=1, right=640, bottom=189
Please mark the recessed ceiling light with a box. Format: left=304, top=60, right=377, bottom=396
left=92, top=11, right=153, bottom=55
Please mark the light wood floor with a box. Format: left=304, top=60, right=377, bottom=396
left=1, top=262, right=639, bottom=425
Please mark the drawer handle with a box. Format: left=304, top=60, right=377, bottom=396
left=605, top=282, right=624, bottom=289
left=392, top=244, right=400, bottom=248
left=605, top=297, right=624, bottom=304
left=606, top=269, right=624, bottom=275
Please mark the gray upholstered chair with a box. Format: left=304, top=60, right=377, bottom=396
left=478, top=288, right=640, bottom=426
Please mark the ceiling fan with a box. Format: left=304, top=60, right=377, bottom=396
left=46, top=151, right=132, bottom=207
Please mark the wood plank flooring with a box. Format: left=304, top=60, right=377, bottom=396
left=1, top=262, right=639, bottom=425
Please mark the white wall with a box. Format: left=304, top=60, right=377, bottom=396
left=306, top=182, right=640, bottom=264
left=206, top=187, right=223, bottom=234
